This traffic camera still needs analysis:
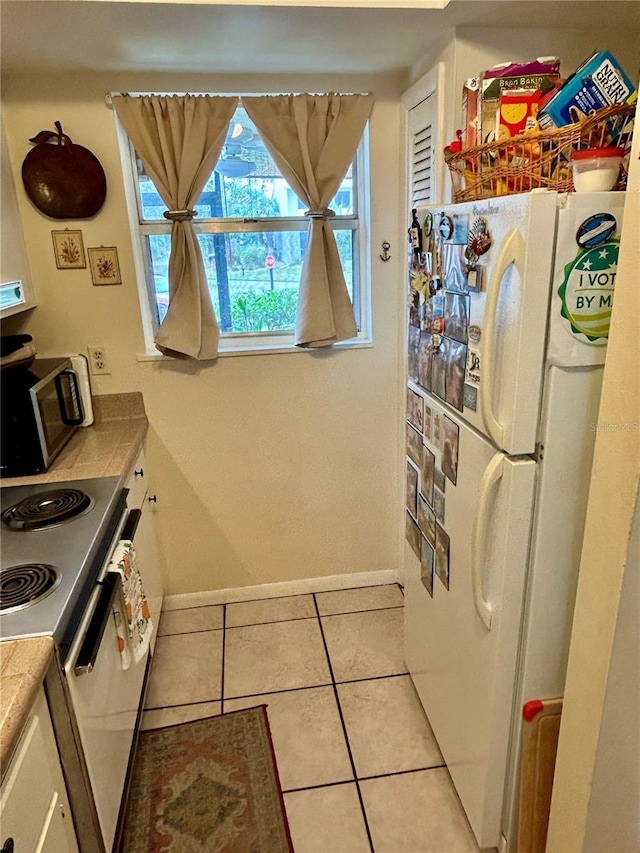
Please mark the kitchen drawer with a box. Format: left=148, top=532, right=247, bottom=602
left=125, top=448, right=148, bottom=510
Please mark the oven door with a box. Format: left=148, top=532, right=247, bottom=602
left=63, top=573, right=148, bottom=853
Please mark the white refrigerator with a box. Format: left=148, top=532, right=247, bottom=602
left=402, top=191, right=625, bottom=851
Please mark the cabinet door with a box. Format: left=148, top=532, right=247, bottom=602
left=1, top=690, right=78, bottom=853
left=125, top=446, right=164, bottom=651
left=0, top=115, right=36, bottom=316
left=134, top=499, right=164, bottom=654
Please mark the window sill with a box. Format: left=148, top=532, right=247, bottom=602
left=137, top=337, right=373, bottom=361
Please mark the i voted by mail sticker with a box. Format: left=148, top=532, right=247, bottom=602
left=558, top=241, right=619, bottom=343
left=576, top=213, right=617, bottom=249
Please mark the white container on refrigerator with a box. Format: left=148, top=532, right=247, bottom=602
left=403, top=191, right=626, bottom=850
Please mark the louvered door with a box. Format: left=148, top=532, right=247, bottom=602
left=409, top=92, right=437, bottom=206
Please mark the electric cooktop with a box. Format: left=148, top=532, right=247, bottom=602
left=0, top=477, right=124, bottom=644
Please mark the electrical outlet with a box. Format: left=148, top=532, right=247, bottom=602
left=88, top=346, right=110, bottom=375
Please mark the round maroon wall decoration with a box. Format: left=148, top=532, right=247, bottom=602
left=21, top=121, right=107, bottom=219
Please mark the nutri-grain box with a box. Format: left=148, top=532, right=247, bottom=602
left=538, top=50, right=637, bottom=130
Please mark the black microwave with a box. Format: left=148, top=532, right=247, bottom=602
left=1, top=357, right=84, bottom=477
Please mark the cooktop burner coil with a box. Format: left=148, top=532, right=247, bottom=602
left=1, top=488, right=94, bottom=531
left=0, top=564, right=61, bottom=612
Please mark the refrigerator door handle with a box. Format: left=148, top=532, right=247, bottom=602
left=471, top=452, right=504, bottom=631
left=480, top=228, right=525, bottom=449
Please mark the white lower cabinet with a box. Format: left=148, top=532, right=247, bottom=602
left=1, top=688, right=78, bottom=852
left=125, top=448, right=163, bottom=653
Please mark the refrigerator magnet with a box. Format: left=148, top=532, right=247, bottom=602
left=433, top=489, right=445, bottom=524
left=418, top=333, right=433, bottom=391
left=438, top=212, right=454, bottom=241
left=423, top=402, right=433, bottom=442
left=467, top=217, right=492, bottom=258
left=406, top=512, right=421, bottom=560
left=466, top=349, right=481, bottom=386
left=406, top=461, right=419, bottom=517
left=442, top=243, right=469, bottom=292
left=468, top=324, right=482, bottom=345
left=466, top=265, right=483, bottom=292
left=406, top=423, right=423, bottom=468
left=433, top=414, right=443, bottom=453
left=417, top=493, right=431, bottom=534
left=408, top=326, right=420, bottom=383
left=576, top=212, right=617, bottom=249
left=407, top=388, right=424, bottom=432
left=422, top=502, right=436, bottom=548
left=444, top=292, right=470, bottom=344
left=421, top=445, right=435, bottom=507
left=431, top=341, right=448, bottom=403
left=420, top=537, right=435, bottom=598
left=452, top=214, right=470, bottom=245
left=463, top=383, right=478, bottom=412
left=445, top=341, right=467, bottom=414
left=442, top=415, right=460, bottom=486
left=435, top=523, right=450, bottom=590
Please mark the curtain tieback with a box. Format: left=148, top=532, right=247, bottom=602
left=163, top=208, right=198, bottom=222
left=304, top=208, right=335, bottom=219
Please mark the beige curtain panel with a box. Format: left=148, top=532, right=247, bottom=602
left=114, top=94, right=238, bottom=360
left=243, top=93, right=374, bottom=348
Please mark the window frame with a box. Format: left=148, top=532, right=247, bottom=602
left=116, top=110, right=372, bottom=357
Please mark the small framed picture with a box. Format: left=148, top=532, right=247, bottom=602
left=52, top=230, right=86, bottom=269
left=88, top=246, right=122, bottom=286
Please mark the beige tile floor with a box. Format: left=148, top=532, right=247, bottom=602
left=143, top=583, right=479, bottom=852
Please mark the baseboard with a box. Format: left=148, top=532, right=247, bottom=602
left=162, top=568, right=399, bottom=611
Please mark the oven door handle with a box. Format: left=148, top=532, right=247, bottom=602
left=73, top=573, right=120, bottom=676
left=121, top=508, right=141, bottom=541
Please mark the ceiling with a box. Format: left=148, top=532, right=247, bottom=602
left=1, top=0, right=639, bottom=80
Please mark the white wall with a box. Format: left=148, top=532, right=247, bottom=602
left=546, top=97, right=640, bottom=851
left=583, top=492, right=640, bottom=852
left=1, top=71, right=406, bottom=596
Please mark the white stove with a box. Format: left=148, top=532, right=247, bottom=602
left=0, top=477, right=125, bottom=646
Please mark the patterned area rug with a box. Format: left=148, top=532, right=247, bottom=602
left=121, top=706, right=293, bottom=852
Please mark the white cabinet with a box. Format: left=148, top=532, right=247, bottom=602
left=0, top=688, right=78, bottom=853
left=125, top=449, right=164, bottom=653
left=0, top=114, right=36, bottom=317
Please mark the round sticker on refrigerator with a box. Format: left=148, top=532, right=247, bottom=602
left=576, top=213, right=617, bottom=249
left=558, top=241, right=619, bottom=344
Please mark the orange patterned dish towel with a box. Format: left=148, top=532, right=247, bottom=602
left=109, top=540, right=153, bottom=669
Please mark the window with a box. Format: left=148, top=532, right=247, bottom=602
left=123, top=103, right=370, bottom=354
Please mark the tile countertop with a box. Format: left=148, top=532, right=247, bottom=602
left=0, top=393, right=148, bottom=777
left=0, top=637, right=55, bottom=776
left=1, top=392, right=148, bottom=488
